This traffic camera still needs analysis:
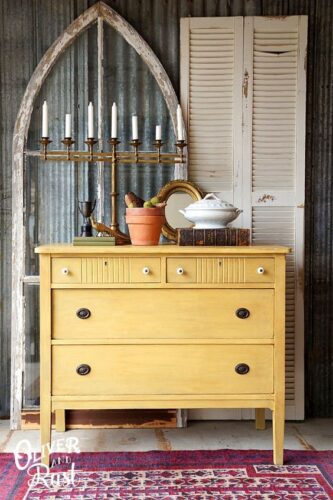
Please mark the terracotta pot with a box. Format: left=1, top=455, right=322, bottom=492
left=125, top=208, right=165, bottom=246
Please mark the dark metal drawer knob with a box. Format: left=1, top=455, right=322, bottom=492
left=235, top=363, right=250, bottom=375
left=76, top=308, right=91, bottom=319
left=76, top=364, right=91, bottom=376
left=236, top=308, right=250, bottom=319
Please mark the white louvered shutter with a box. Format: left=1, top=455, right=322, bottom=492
left=180, top=17, right=243, bottom=201
left=181, top=16, right=307, bottom=421
left=243, top=16, right=307, bottom=420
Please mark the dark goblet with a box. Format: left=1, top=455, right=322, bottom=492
left=78, top=200, right=96, bottom=237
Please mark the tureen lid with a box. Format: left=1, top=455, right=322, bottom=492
left=185, top=193, right=238, bottom=210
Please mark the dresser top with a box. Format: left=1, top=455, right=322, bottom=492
left=35, top=244, right=290, bottom=255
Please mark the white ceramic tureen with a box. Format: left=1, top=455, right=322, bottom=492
left=179, top=193, right=242, bottom=229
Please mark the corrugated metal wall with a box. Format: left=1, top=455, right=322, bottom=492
left=0, top=0, right=332, bottom=418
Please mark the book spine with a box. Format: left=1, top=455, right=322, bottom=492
left=177, top=228, right=250, bottom=246
left=73, top=238, right=116, bottom=242
left=177, top=228, right=194, bottom=246
left=73, top=242, right=116, bottom=246
left=194, top=229, right=205, bottom=246
left=204, top=229, right=216, bottom=246
left=239, top=229, right=251, bottom=246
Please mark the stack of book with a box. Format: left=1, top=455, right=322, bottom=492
left=73, top=236, right=116, bottom=246
left=177, top=228, right=250, bottom=246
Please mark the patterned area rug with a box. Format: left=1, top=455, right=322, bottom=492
left=1, top=450, right=333, bottom=499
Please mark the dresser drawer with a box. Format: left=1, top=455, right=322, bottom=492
left=52, top=288, right=274, bottom=339
left=166, top=257, right=275, bottom=284
left=51, top=257, right=161, bottom=284
left=244, top=258, right=275, bottom=283
left=129, top=258, right=160, bottom=283
left=166, top=258, right=197, bottom=283
left=52, top=344, right=273, bottom=396
left=52, top=258, right=82, bottom=284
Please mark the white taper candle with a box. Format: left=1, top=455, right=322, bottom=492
left=155, top=125, right=161, bottom=140
left=111, top=102, right=117, bottom=138
left=65, top=113, right=71, bottom=138
left=42, top=100, right=48, bottom=137
left=132, top=115, right=138, bottom=140
left=176, top=105, right=184, bottom=141
left=88, top=102, right=94, bottom=138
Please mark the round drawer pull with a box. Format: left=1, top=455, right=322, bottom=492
left=142, top=267, right=150, bottom=275
left=257, top=267, right=265, bottom=275
left=236, top=308, right=250, bottom=319
left=76, top=308, right=91, bottom=320
left=176, top=267, right=184, bottom=275
left=235, top=363, right=250, bottom=375
left=76, top=364, right=91, bottom=376
left=62, top=267, right=69, bottom=275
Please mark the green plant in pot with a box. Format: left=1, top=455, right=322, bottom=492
left=125, top=192, right=166, bottom=246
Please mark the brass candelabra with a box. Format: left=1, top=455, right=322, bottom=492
left=39, top=136, right=187, bottom=244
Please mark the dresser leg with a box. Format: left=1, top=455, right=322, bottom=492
left=55, top=409, right=66, bottom=432
left=255, top=408, right=266, bottom=430
left=40, top=401, right=51, bottom=466
left=272, top=405, right=285, bottom=465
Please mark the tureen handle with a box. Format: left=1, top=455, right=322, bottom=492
left=203, top=193, right=220, bottom=201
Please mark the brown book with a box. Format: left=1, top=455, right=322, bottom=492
left=177, top=228, right=251, bottom=246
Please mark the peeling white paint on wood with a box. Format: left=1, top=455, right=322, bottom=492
left=97, top=15, right=105, bottom=221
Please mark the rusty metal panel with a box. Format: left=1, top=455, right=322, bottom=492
left=0, top=0, right=37, bottom=418
left=302, top=0, right=333, bottom=417
left=1, top=0, right=333, bottom=418
left=260, top=0, right=333, bottom=417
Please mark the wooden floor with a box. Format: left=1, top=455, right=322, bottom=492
left=1, top=419, right=332, bottom=453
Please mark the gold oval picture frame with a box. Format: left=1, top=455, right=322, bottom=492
left=157, top=180, right=204, bottom=241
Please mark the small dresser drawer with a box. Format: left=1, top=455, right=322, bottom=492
left=244, top=258, right=275, bottom=283
left=88, top=257, right=160, bottom=284
left=166, top=258, right=197, bottom=283
left=52, top=258, right=82, bottom=284
left=167, top=257, right=275, bottom=284
left=51, top=257, right=160, bottom=284
left=129, top=258, right=160, bottom=283
left=52, top=344, right=274, bottom=396
left=52, top=288, right=274, bottom=339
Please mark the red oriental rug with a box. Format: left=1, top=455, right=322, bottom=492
left=1, top=450, right=333, bottom=499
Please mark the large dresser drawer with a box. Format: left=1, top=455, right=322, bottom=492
left=52, top=344, right=273, bottom=396
left=52, top=288, right=274, bottom=339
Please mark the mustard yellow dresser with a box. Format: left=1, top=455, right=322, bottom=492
left=36, top=244, right=289, bottom=465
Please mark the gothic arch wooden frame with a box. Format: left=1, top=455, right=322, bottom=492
left=11, top=1, right=185, bottom=428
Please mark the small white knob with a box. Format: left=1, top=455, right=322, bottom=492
left=257, top=267, right=265, bottom=275
left=176, top=267, right=184, bottom=275
left=142, top=267, right=150, bottom=275
left=62, top=267, right=69, bottom=276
